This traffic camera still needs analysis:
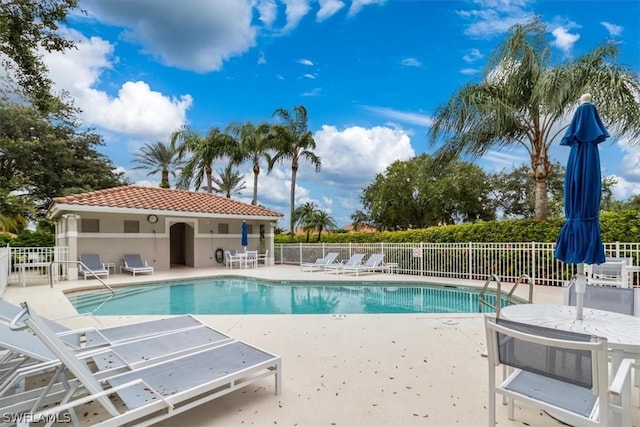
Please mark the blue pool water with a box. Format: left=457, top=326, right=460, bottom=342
left=67, top=277, right=510, bottom=315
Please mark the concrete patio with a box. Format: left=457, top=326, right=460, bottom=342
left=2, top=266, right=638, bottom=426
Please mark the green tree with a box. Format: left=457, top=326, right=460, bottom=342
left=361, top=154, right=494, bottom=230
left=132, top=141, right=181, bottom=188
left=606, top=194, right=640, bottom=213
left=171, top=125, right=235, bottom=193
left=0, top=104, right=126, bottom=220
left=0, top=0, right=80, bottom=113
left=268, top=105, right=321, bottom=241
left=309, top=209, right=338, bottom=242
left=428, top=17, right=640, bottom=220
left=350, top=209, right=372, bottom=231
left=293, top=201, right=318, bottom=242
left=211, top=164, right=246, bottom=198
left=489, top=163, right=564, bottom=219
left=226, top=121, right=272, bottom=205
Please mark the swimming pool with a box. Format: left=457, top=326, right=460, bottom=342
left=68, top=277, right=512, bottom=315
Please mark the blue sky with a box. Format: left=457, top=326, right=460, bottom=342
left=40, top=0, right=640, bottom=227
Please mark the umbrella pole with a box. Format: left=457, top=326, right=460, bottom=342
left=575, top=263, right=586, bottom=320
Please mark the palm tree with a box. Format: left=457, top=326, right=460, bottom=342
left=293, top=201, right=318, bottom=242
left=428, top=17, right=640, bottom=220
left=132, top=141, right=181, bottom=188
left=268, top=105, right=321, bottom=241
left=211, top=164, right=246, bottom=198
left=310, top=209, right=337, bottom=242
left=226, top=121, right=272, bottom=205
left=170, top=125, right=235, bottom=192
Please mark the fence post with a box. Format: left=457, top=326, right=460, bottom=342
left=530, top=241, right=536, bottom=285
left=468, top=242, right=473, bottom=280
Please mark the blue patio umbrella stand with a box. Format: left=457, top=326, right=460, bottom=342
left=554, top=94, right=608, bottom=320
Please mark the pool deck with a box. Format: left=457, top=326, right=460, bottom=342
left=2, top=266, right=638, bottom=426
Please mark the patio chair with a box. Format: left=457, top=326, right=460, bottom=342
left=564, top=281, right=638, bottom=316
left=225, top=250, right=242, bottom=269
left=300, top=252, right=339, bottom=272
left=257, top=249, right=269, bottom=265
left=79, top=254, right=109, bottom=280
left=584, top=260, right=630, bottom=287
left=245, top=250, right=258, bottom=268
left=122, top=254, right=154, bottom=276
left=342, top=253, right=385, bottom=276
left=8, top=302, right=281, bottom=427
left=484, top=316, right=634, bottom=426
left=0, top=299, right=207, bottom=349
left=324, top=253, right=365, bottom=274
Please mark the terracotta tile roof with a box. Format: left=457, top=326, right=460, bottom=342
left=50, top=185, right=283, bottom=218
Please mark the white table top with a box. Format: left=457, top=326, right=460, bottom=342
left=500, top=304, right=640, bottom=354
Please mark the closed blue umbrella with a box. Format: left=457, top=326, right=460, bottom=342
left=554, top=94, right=607, bottom=320
left=241, top=220, right=248, bottom=249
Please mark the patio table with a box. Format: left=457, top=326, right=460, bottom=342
left=500, top=304, right=640, bottom=364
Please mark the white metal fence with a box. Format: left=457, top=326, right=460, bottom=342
left=8, top=247, right=69, bottom=287
left=274, top=242, right=640, bottom=287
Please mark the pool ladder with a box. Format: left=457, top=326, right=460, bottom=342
left=478, top=274, right=533, bottom=317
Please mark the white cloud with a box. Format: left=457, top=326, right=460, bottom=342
left=281, top=0, right=311, bottom=32
left=460, top=67, right=481, bottom=75
left=601, top=21, right=623, bottom=37
left=85, top=1, right=256, bottom=73
left=44, top=29, right=192, bottom=140
left=462, top=48, right=483, bottom=63
left=317, top=0, right=345, bottom=21
left=298, top=58, right=315, bottom=66
left=457, top=0, right=534, bottom=38
left=256, top=0, right=278, bottom=27
left=303, top=73, right=317, bottom=79
left=363, top=106, right=432, bottom=127
left=312, top=124, right=415, bottom=186
left=348, top=0, right=386, bottom=17
left=401, top=57, right=422, bottom=67
left=607, top=175, right=640, bottom=200
left=301, top=87, right=322, bottom=97
left=551, top=27, right=580, bottom=57
left=258, top=51, right=267, bottom=64
left=480, top=149, right=529, bottom=172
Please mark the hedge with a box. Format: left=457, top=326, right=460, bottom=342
left=276, top=210, right=640, bottom=244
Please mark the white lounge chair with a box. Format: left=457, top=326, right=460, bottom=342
left=7, top=302, right=281, bottom=426
left=485, top=316, right=634, bottom=427
left=300, top=252, right=339, bottom=271
left=563, top=281, right=638, bottom=316
left=79, top=254, right=109, bottom=280
left=324, top=253, right=365, bottom=274
left=122, top=254, right=154, bottom=276
left=342, top=253, right=385, bottom=276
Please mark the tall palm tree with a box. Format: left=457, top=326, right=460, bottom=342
left=428, top=17, right=640, bottom=220
left=170, top=125, right=235, bottom=192
left=226, top=121, right=272, bottom=205
left=293, top=201, right=318, bottom=242
left=211, top=164, right=246, bottom=198
left=132, top=141, right=181, bottom=188
left=268, top=105, right=321, bottom=241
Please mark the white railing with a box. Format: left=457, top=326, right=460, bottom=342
left=0, top=245, right=10, bottom=296
left=274, top=242, right=640, bottom=287
left=8, top=247, right=69, bottom=286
